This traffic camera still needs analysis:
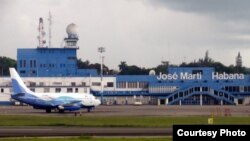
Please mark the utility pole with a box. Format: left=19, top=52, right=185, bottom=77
left=98, top=47, right=105, bottom=104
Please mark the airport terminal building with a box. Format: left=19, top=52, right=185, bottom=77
left=1, top=22, right=250, bottom=106
left=1, top=65, right=250, bottom=105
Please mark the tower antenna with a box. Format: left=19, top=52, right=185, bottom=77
left=48, top=11, right=52, bottom=47
left=37, top=17, right=46, bottom=48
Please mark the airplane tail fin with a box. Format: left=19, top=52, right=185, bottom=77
left=9, top=68, right=33, bottom=94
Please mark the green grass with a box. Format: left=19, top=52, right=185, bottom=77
left=0, top=115, right=250, bottom=127
left=0, top=137, right=172, bottom=141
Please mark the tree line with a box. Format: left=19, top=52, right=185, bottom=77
left=1, top=55, right=249, bottom=76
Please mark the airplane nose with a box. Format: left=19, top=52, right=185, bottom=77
left=96, top=99, right=101, bottom=106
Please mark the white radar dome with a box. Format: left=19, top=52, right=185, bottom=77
left=66, top=23, right=78, bottom=36
left=149, top=70, right=156, bottom=75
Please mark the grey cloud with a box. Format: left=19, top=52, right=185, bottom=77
left=147, top=0, right=250, bottom=21
left=147, top=0, right=250, bottom=47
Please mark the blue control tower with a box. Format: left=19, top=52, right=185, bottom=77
left=17, top=19, right=97, bottom=77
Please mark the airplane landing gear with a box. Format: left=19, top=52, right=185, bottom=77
left=46, top=109, right=51, bottom=113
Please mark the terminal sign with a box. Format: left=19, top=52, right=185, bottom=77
left=212, top=72, right=244, bottom=80
left=157, top=72, right=244, bottom=80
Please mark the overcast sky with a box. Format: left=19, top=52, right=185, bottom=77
left=1, top=0, right=250, bottom=69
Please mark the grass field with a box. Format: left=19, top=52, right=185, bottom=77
left=0, top=115, right=250, bottom=127
left=0, top=137, right=172, bottom=141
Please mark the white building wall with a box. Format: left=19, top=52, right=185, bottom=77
left=0, top=76, right=116, bottom=94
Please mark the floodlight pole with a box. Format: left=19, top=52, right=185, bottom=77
left=98, top=47, right=105, bottom=104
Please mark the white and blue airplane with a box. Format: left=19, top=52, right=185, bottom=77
left=9, top=68, right=101, bottom=113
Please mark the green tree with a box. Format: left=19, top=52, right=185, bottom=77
left=118, top=61, right=149, bottom=75
left=77, top=59, right=114, bottom=75
left=0, top=56, right=16, bottom=76
left=77, top=59, right=90, bottom=69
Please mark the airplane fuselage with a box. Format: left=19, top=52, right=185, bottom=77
left=9, top=68, right=101, bottom=113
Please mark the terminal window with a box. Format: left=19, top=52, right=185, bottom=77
left=55, top=88, right=61, bottom=93
left=29, top=82, right=36, bottom=87
left=194, top=87, right=200, bottom=91
left=19, top=60, right=22, bottom=68
left=128, top=82, right=137, bottom=88
left=82, top=82, right=86, bottom=87
left=117, top=82, right=126, bottom=88
left=243, top=86, right=250, bottom=92
left=67, top=88, right=73, bottom=93
left=20, top=70, right=26, bottom=74
left=92, top=82, right=101, bottom=86
left=139, top=82, right=148, bottom=88
left=107, top=82, right=114, bottom=87
left=71, top=82, right=76, bottom=86
left=67, top=57, right=76, bottom=60
left=225, top=86, right=240, bottom=92
left=179, top=92, right=183, bottom=97
left=202, top=87, right=208, bottom=91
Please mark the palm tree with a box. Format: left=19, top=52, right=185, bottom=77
left=118, top=61, right=127, bottom=71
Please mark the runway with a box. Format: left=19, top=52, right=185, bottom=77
left=0, top=127, right=172, bottom=137
left=0, top=105, right=249, bottom=116
left=0, top=105, right=249, bottom=137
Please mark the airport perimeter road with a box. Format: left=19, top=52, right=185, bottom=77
left=0, top=127, right=172, bottom=137
left=0, top=105, right=249, bottom=116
